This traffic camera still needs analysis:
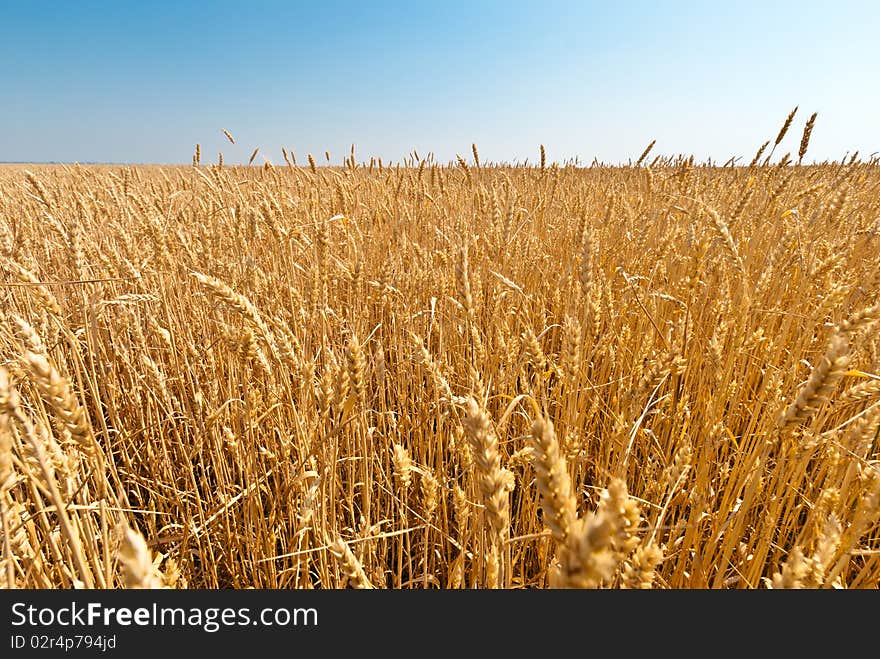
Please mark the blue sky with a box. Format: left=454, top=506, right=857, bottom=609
left=1, top=1, right=878, bottom=164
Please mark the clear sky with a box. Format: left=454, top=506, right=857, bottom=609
left=1, top=1, right=878, bottom=165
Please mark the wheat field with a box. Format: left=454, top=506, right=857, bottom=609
left=1, top=123, right=879, bottom=589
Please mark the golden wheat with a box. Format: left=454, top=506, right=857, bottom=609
left=0, top=134, right=878, bottom=589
